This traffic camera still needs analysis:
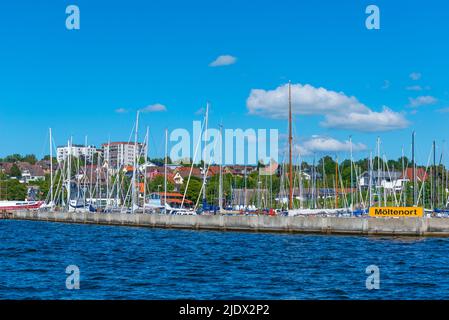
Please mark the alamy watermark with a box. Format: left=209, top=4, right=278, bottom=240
left=66, top=5, right=80, bottom=30
left=365, top=265, right=380, bottom=290
left=66, top=265, right=80, bottom=290
left=169, top=121, right=279, bottom=168
left=365, top=5, right=380, bottom=30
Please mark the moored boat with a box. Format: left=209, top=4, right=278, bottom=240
left=0, top=200, right=44, bottom=211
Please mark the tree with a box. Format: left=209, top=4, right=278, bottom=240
left=340, top=159, right=352, bottom=185
left=33, top=174, right=50, bottom=200
left=1, top=179, right=27, bottom=200
left=10, top=164, right=22, bottom=178
left=148, top=157, right=172, bottom=166
left=148, top=175, right=174, bottom=193
left=42, top=155, right=58, bottom=165
left=22, top=154, right=37, bottom=165
left=317, top=156, right=337, bottom=185
left=4, top=154, right=22, bottom=163
left=181, top=177, right=202, bottom=202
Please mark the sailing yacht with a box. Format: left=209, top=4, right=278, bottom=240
left=0, top=200, right=44, bottom=211
left=285, top=82, right=350, bottom=217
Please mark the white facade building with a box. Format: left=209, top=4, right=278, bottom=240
left=102, top=142, right=145, bottom=167
left=56, top=145, right=101, bottom=163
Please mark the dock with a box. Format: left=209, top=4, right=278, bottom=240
left=4, top=210, right=449, bottom=236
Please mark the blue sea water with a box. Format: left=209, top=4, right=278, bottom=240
left=1, top=219, right=449, bottom=300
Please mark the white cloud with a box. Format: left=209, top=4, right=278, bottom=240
left=115, top=108, right=128, bottom=113
left=246, top=83, right=409, bottom=132
left=247, top=83, right=369, bottom=118
left=140, top=103, right=167, bottom=113
left=408, top=95, right=438, bottom=107
left=295, top=136, right=367, bottom=156
left=409, top=72, right=422, bottom=81
left=209, top=55, right=237, bottom=67
left=406, top=85, right=423, bottom=91
left=321, top=107, right=410, bottom=132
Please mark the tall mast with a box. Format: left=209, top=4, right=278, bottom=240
left=349, top=135, right=353, bottom=212
left=218, top=124, right=223, bottom=213
left=84, top=136, right=88, bottom=206
left=441, top=141, right=445, bottom=208
left=335, top=155, right=338, bottom=209
left=202, top=103, right=209, bottom=204
left=49, top=128, right=54, bottom=206
left=244, top=164, right=247, bottom=208
left=412, top=131, right=416, bottom=206
left=116, top=145, right=120, bottom=209
left=143, top=126, right=149, bottom=214
left=377, top=137, right=381, bottom=207
left=96, top=152, right=100, bottom=206
left=322, top=159, right=326, bottom=209
left=76, top=143, right=80, bottom=203
left=132, top=111, right=140, bottom=213
left=106, top=138, right=110, bottom=207
left=164, top=128, right=168, bottom=211
left=89, top=146, right=94, bottom=205
left=67, top=138, right=72, bottom=209
left=369, top=152, right=373, bottom=207
left=299, top=157, right=303, bottom=209
left=402, top=145, right=406, bottom=206
left=312, top=156, right=316, bottom=209
left=433, top=140, right=436, bottom=210
left=288, top=81, right=293, bottom=210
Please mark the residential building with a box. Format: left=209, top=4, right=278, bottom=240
left=57, top=144, right=101, bottom=163
left=16, top=162, right=45, bottom=183
left=359, top=171, right=406, bottom=191
left=402, top=168, right=429, bottom=182
left=102, top=142, right=145, bottom=167
left=224, top=165, right=257, bottom=176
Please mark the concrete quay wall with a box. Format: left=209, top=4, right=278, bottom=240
left=5, top=210, right=449, bottom=236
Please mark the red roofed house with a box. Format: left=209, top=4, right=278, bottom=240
left=401, top=168, right=428, bottom=182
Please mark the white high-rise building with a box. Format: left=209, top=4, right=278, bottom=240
left=102, top=142, right=145, bottom=168
left=56, top=145, right=101, bottom=163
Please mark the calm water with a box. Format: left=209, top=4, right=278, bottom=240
left=1, top=219, right=449, bottom=299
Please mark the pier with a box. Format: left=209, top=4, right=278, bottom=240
left=5, top=211, right=449, bottom=236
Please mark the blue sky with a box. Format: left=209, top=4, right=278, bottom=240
left=0, top=0, right=448, bottom=164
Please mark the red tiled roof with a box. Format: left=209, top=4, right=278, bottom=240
left=402, top=168, right=428, bottom=181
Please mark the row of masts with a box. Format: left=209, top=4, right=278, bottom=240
left=44, top=92, right=447, bottom=213
left=286, top=82, right=446, bottom=211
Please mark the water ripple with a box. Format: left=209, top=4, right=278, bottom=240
left=1, top=220, right=449, bottom=299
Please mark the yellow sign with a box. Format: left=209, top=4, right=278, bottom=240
left=369, top=207, right=423, bottom=217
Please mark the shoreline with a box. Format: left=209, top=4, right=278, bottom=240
left=3, top=210, right=449, bottom=237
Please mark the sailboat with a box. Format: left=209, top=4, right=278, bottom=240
left=285, top=82, right=351, bottom=217
left=0, top=200, right=44, bottom=211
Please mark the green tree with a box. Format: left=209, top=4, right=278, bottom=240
left=181, top=177, right=202, bottom=202
left=22, top=154, right=37, bottom=165
left=42, top=155, right=58, bottom=165
left=2, top=179, right=27, bottom=200
left=149, top=157, right=172, bottom=166
left=317, top=156, right=337, bottom=185
left=148, top=175, right=174, bottom=193
left=10, top=164, right=22, bottom=178
left=4, top=154, right=22, bottom=163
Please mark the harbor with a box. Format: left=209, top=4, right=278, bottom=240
left=3, top=1, right=449, bottom=304
left=2, top=87, right=448, bottom=220
left=4, top=210, right=449, bottom=236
